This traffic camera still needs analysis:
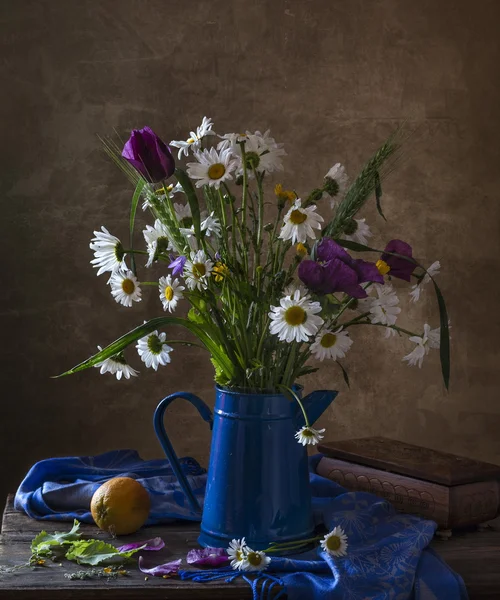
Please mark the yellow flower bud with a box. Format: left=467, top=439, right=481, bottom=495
left=213, top=262, right=229, bottom=283
left=296, top=243, right=307, bottom=258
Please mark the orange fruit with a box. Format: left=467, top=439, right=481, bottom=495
left=90, top=477, right=150, bottom=535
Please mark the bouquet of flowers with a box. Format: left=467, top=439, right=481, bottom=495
left=60, top=117, right=449, bottom=444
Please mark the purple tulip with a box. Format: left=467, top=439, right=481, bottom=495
left=168, top=255, right=187, bottom=276
left=138, top=556, right=182, bottom=577
left=298, top=237, right=383, bottom=298
left=117, top=537, right=165, bottom=552
left=380, top=239, right=415, bottom=282
left=122, top=126, right=175, bottom=183
left=186, top=547, right=229, bottom=567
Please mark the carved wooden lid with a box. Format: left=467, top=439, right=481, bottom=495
left=318, top=437, right=500, bottom=486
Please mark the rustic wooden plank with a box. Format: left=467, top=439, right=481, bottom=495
left=2, top=495, right=200, bottom=536
left=4, top=496, right=500, bottom=598
left=0, top=537, right=258, bottom=599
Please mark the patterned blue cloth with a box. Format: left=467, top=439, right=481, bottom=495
left=15, top=451, right=468, bottom=600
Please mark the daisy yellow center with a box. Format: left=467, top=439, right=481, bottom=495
left=208, top=163, right=226, bottom=180
left=165, top=286, right=174, bottom=301
left=187, top=137, right=195, bottom=144
left=121, top=278, right=135, bottom=294
left=302, top=428, right=314, bottom=438
left=290, top=209, right=307, bottom=225
left=376, top=259, right=391, bottom=275
left=285, top=306, right=307, bottom=326
left=235, top=550, right=243, bottom=561
left=320, top=333, right=337, bottom=348
left=326, top=535, right=341, bottom=551
left=147, top=335, right=163, bottom=354
left=246, top=552, right=263, bottom=567
left=193, top=262, right=207, bottom=278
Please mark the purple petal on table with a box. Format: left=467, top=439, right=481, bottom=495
left=117, top=537, right=165, bottom=552
left=138, top=556, right=182, bottom=577
left=186, top=547, right=229, bottom=567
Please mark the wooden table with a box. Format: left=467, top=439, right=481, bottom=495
left=1, top=495, right=500, bottom=599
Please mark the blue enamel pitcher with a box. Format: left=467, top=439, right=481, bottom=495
left=154, top=385, right=337, bottom=550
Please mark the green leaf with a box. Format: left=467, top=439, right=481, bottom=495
left=374, top=171, right=387, bottom=221
left=65, top=539, right=143, bottom=566
left=431, top=278, right=450, bottom=390
left=336, top=361, right=350, bottom=388
left=55, top=316, right=235, bottom=384
left=175, top=168, right=201, bottom=239
left=31, top=520, right=81, bottom=556
left=129, top=179, right=146, bottom=276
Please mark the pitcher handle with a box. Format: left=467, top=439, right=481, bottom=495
left=153, top=391, right=213, bottom=514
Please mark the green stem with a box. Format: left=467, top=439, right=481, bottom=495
left=278, top=383, right=309, bottom=428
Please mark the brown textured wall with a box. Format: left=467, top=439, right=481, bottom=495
left=2, top=0, right=500, bottom=504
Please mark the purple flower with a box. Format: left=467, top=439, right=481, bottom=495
left=117, top=537, right=165, bottom=553
left=168, top=255, right=187, bottom=276
left=122, top=126, right=175, bottom=183
left=138, top=556, right=182, bottom=577
left=186, top=547, right=229, bottom=567
left=380, top=239, right=415, bottom=282
left=298, top=237, right=383, bottom=298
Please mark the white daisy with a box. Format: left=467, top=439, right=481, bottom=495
left=170, top=116, right=215, bottom=159
left=239, top=548, right=270, bottom=572
left=343, top=218, right=373, bottom=245
left=109, top=270, right=142, bottom=307
left=187, top=147, right=238, bottom=189
left=279, top=199, right=324, bottom=244
left=294, top=426, right=326, bottom=446
left=143, top=219, right=172, bottom=267
left=217, top=132, right=249, bottom=151
left=227, top=538, right=249, bottom=570
left=142, top=183, right=183, bottom=211
left=283, top=282, right=310, bottom=299
left=269, top=290, right=324, bottom=343
left=242, top=130, right=286, bottom=174
left=402, top=323, right=441, bottom=368
left=409, top=261, right=441, bottom=303
left=90, top=226, right=126, bottom=276
left=94, top=346, right=139, bottom=380
left=320, top=527, right=348, bottom=557
left=136, top=330, right=173, bottom=370
left=159, top=275, right=184, bottom=313
left=358, top=283, right=401, bottom=329
left=174, top=202, right=192, bottom=225
left=184, top=250, right=214, bottom=290
left=201, top=212, right=222, bottom=237
left=324, top=163, right=349, bottom=207
left=310, top=328, right=353, bottom=361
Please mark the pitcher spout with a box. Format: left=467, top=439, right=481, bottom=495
left=294, top=390, right=338, bottom=428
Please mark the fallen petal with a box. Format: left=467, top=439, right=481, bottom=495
left=117, top=537, right=165, bottom=553
left=186, top=547, right=229, bottom=567
left=138, top=556, right=182, bottom=577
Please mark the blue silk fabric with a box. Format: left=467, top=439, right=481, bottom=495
left=15, top=451, right=468, bottom=599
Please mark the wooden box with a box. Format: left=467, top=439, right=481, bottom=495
left=317, top=437, right=500, bottom=530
